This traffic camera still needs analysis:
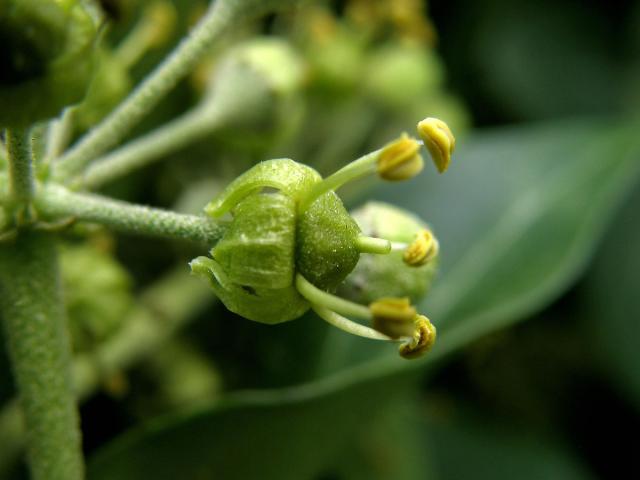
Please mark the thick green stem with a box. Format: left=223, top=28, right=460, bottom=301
left=79, top=107, right=224, bottom=189
left=0, top=232, right=83, bottom=480
left=0, top=267, right=214, bottom=476
left=36, top=185, right=227, bottom=245
left=5, top=129, right=35, bottom=204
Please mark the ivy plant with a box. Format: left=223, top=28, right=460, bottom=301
left=1, top=1, right=640, bottom=480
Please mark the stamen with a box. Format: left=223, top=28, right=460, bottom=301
left=403, top=228, right=439, bottom=266
left=369, top=297, right=417, bottom=338
left=297, top=134, right=424, bottom=214
left=355, top=236, right=392, bottom=254
left=295, top=274, right=371, bottom=320
left=297, top=150, right=380, bottom=214
left=399, top=315, right=437, bottom=359
left=311, top=306, right=391, bottom=341
left=417, top=117, right=455, bottom=173
left=376, top=133, right=424, bottom=181
left=390, top=241, right=409, bottom=252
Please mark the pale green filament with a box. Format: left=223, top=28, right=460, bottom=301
left=355, top=236, right=392, bottom=254
left=295, top=274, right=371, bottom=320
left=311, top=306, right=391, bottom=341
left=297, top=149, right=381, bottom=214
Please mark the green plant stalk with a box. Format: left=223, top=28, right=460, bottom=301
left=36, top=185, right=227, bottom=245
left=43, top=109, right=74, bottom=166
left=0, top=267, right=215, bottom=476
left=79, top=106, right=225, bottom=189
left=0, top=232, right=83, bottom=480
left=5, top=129, right=35, bottom=204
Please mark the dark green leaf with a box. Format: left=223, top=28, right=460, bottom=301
left=580, top=183, right=640, bottom=406
left=424, top=402, right=594, bottom=480
left=88, top=373, right=415, bottom=480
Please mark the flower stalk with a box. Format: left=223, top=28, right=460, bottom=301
left=36, top=185, right=228, bottom=245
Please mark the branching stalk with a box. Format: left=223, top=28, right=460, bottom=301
left=79, top=106, right=224, bottom=189
left=36, top=185, right=227, bottom=245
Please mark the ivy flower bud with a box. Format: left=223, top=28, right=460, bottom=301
left=339, top=202, right=438, bottom=305
left=399, top=315, right=437, bottom=359
left=370, top=297, right=417, bottom=338
left=202, top=38, right=305, bottom=148
left=417, top=117, right=455, bottom=173
left=192, top=129, right=445, bottom=359
left=377, top=134, right=424, bottom=181
left=0, top=0, right=102, bottom=127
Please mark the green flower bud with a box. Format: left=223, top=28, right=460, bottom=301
left=191, top=131, right=448, bottom=359
left=192, top=159, right=359, bottom=324
left=0, top=0, right=102, bottom=127
left=364, top=43, right=444, bottom=110
left=203, top=38, right=305, bottom=148
left=339, top=202, right=438, bottom=304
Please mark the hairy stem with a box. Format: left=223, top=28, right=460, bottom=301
left=0, top=267, right=214, bottom=475
left=43, top=109, right=74, bottom=165
left=0, top=232, right=83, bottom=480
left=36, top=185, right=227, bottom=245
left=79, top=107, right=224, bottom=189
left=5, top=129, right=35, bottom=204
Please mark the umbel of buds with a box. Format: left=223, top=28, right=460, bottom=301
left=191, top=118, right=454, bottom=359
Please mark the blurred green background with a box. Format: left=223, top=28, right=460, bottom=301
left=1, top=0, right=640, bottom=478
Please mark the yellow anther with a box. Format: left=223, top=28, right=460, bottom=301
left=403, top=228, right=439, bottom=267
left=417, top=117, right=455, bottom=173
left=377, top=133, right=424, bottom=181
left=399, top=315, right=436, bottom=359
left=370, top=297, right=417, bottom=338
